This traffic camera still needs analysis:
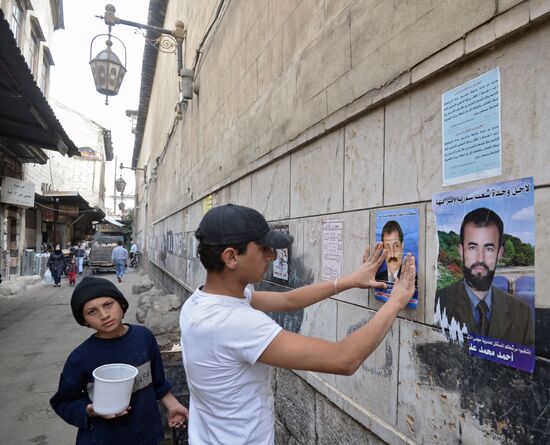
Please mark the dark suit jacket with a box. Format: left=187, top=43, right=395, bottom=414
left=375, top=268, right=397, bottom=282
left=435, top=281, right=534, bottom=346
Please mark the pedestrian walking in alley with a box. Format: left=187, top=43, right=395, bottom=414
left=74, top=242, right=86, bottom=274
left=50, top=276, right=189, bottom=445
left=67, top=258, right=78, bottom=286
left=179, top=204, right=416, bottom=445
left=111, top=240, right=128, bottom=283
left=130, top=239, right=138, bottom=265
left=47, top=244, right=67, bottom=287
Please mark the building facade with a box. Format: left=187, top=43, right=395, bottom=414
left=0, top=0, right=79, bottom=277
left=133, top=1, right=550, bottom=443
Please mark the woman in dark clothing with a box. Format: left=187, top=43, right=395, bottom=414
left=47, top=244, right=67, bottom=287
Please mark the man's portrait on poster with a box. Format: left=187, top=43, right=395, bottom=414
left=374, top=210, right=419, bottom=308
left=435, top=207, right=534, bottom=347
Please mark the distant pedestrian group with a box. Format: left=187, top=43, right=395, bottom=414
left=46, top=240, right=87, bottom=287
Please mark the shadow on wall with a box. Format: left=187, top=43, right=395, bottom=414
left=257, top=256, right=315, bottom=334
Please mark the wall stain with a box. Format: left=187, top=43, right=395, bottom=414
left=259, top=256, right=314, bottom=334
left=415, top=342, right=550, bottom=445
left=347, top=319, right=393, bottom=377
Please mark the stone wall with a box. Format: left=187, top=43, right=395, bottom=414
left=136, top=1, right=550, bottom=443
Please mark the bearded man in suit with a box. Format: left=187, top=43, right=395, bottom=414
left=435, top=207, right=534, bottom=346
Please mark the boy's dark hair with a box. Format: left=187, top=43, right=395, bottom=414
left=117, top=240, right=123, bottom=246
left=195, top=228, right=248, bottom=272
left=381, top=220, right=403, bottom=243
left=460, top=207, right=504, bottom=247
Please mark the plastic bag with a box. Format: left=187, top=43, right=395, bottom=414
left=43, top=268, right=53, bottom=284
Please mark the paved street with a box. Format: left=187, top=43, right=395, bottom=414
left=0, top=267, right=142, bottom=445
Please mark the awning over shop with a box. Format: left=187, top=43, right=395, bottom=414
left=103, top=215, right=125, bottom=228
left=35, top=191, right=106, bottom=224
left=0, top=10, right=80, bottom=163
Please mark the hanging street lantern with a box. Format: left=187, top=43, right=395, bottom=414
left=89, top=33, right=127, bottom=105
left=92, top=4, right=192, bottom=106
left=114, top=175, right=126, bottom=194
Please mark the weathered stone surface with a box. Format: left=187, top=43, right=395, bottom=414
left=282, top=0, right=323, bottom=69
left=335, top=303, right=398, bottom=422
left=315, top=392, right=385, bottom=445
left=290, top=129, right=344, bottom=218
left=144, top=309, right=180, bottom=338
left=258, top=28, right=283, bottom=94
left=250, top=158, right=290, bottom=220
left=411, top=39, right=465, bottom=84
left=331, top=210, right=371, bottom=307
left=274, top=368, right=316, bottom=445
left=535, top=187, right=550, bottom=308
left=398, top=318, right=550, bottom=444
left=531, top=0, right=550, bottom=20
left=495, top=2, right=530, bottom=38
left=274, top=419, right=291, bottom=445
left=135, top=294, right=153, bottom=324
left=295, top=10, right=350, bottom=101
left=385, top=24, right=550, bottom=205
left=0, top=280, right=26, bottom=296
left=20, top=275, right=42, bottom=286
left=343, top=110, right=384, bottom=212
left=132, top=280, right=155, bottom=295
left=324, top=0, right=351, bottom=22
left=498, top=0, right=524, bottom=14
left=245, top=4, right=268, bottom=70
left=425, top=205, right=438, bottom=326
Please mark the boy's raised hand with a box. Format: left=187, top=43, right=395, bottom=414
left=388, top=254, right=416, bottom=309
left=348, top=243, right=387, bottom=289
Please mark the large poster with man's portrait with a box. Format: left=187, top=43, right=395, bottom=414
left=433, top=177, right=535, bottom=372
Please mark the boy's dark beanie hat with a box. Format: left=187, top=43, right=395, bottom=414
left=71, top=276, right=129, bottom=325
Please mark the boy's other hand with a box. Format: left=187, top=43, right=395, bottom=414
left=388, top=254, right=416, bottom=309
left=349, top=243, right=387, bottom=289
left=167, top=404, right=189, bottom=429
left=86, top=403, right=131, bottom=419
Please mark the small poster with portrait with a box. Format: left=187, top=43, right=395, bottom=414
left=272, top=225, right=290, bottom=284
left=373, top=208, right=419, bottom=308
left=433, top=177, right=535, bottom=373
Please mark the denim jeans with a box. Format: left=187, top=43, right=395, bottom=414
left=76, top=256, right=84, bottom=273
left=115, top=259, right=126, bottom=278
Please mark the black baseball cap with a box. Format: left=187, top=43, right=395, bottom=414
left=197, top=204, right=293, bottom=249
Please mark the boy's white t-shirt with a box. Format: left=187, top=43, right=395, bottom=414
left=180, top=286, right=282, bottom=445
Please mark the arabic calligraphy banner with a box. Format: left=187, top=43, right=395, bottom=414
left=432, top=177, right=535, bottom=372
left=0, top=176, right=35, bottom=208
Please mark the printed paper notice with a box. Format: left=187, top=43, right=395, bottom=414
left=321, top=220, right=343, bottom=281
left=442, top=68, right=501, bottom=186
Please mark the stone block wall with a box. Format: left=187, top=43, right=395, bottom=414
left=136, top=1, right=550, bottom=443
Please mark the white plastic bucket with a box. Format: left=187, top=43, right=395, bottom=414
left=91, top=363, right=138, bottom=416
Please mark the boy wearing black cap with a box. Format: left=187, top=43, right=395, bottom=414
left=180, top=204, right=416, bottom=445
left=51, top=276, right=188, bottom=445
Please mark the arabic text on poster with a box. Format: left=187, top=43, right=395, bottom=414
left=321, top=220, right=343, bottom=281
left=442, top=68, right=501, bottom=186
